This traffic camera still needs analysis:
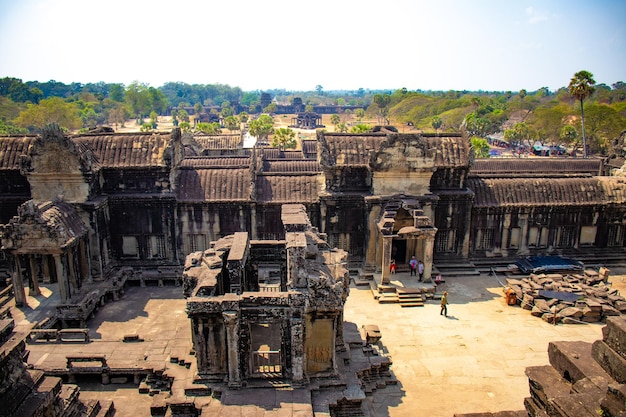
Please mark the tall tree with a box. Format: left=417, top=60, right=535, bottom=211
left=568, top=70, right=596, bottom=157
left=248, top=114, right=274, bottom=144
left=15, top=97, right=82, bottom=131
left=372, top=94, right=391, bottom=125
left=271, top=127, right=296, bottom=150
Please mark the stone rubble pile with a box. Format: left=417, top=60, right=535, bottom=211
left=505, top=268, right=626, bottom=324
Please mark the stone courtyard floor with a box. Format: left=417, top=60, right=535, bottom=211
left=11, top=268, right=626, bottom=417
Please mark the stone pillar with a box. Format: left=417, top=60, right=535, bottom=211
left=519, top=213, right=529, bottom=255
left=364, top=202, right=381, bottom=271
left=54, top=254, right=69, bottom=303
left=66, top=247, right=78, bottom=294
left=250, top=204, right=257, bottom=240
left=28, top=255, right=41, bottom=296
left=381, top=236, right=393, bottom=284
left=290, top=316, right=304, bottom=384
left=79, top=240, right=93, bottom=284
left=223, top=311, right=241, bottom=388
left=423, top=234, right=435, bottom=283
left=461, top=198, right=472, bottom=258
left=42, top=255, right=51, bottom=283
left=12, top=256, right=27, bottom=307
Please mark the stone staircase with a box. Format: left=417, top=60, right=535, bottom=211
left=372, top=285, right=425, bottom=307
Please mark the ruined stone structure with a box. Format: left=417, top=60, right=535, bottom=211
left=1, top=127, right=625, bottom=299
left=0, top=314, right=114, bottom=416
left=183, top=204, right=349, bottom=386
left=290, top=112, right=324, bottom=130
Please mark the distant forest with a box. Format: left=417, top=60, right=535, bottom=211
left=0, top=76, right=625, bottom=157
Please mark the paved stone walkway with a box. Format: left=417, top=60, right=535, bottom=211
left=12, top=269, right=626, bottom=416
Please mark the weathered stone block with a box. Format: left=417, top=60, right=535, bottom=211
left=602, top=317, right=626, bottom=360
left=525, top=365, right=571, bottom=407
left=592, top=339, right=626, bottom=384
left=548, top=341, right=611, bottom=390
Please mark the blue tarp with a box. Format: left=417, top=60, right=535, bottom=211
left=515, top=256, right=584, bottom=274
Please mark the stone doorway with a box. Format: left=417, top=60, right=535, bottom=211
left=249, top=322, right=282, bottom=378
left=391, top=239, right=406, bottom=266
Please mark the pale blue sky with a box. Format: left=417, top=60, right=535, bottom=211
left=0, top=0, right=624, bottom=92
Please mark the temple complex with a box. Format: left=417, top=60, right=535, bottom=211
left=0, top=125, right=625, bottom=416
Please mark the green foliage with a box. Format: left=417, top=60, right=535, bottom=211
left=305, top=104, right=314, bottom=113
left=239, top=112, right=249, bottom=123
left=15, top=97, right=82, bottom=131
left=569, top=70, right=596, bottom=157
left=330, top=114, right=341, bottom=127
left=350, top=123, right=371, bottom=133
left=224, top=115, right=240, bottom=131
left=470, top=136, right=490, bottom=158
left=178, top=109, right=190, bottom=123
left=140, top=123, right=153, bottom=132
left=271, top=127, right=296, bottom=149
left=179, top=121, right=191, bottom=131
left=372, top=94, right=391, bottom=125
left=0, top=119, right=28, bottom=135
left=560, top=125, right=578, bottom=145
left=196, top=122, right=222, bottom=134
left=248, top=114, right=274, bottom=142
left=504, top=122, right=533, bottom=147
left=337, top=122, right=348, bottom=133
left=263, top=103, right=277, bottom=114
left=431, top=115, right=442, bottom=132
left=355, top=108, right=365, bottom=120
left=464, top=113, right=492, bottom=137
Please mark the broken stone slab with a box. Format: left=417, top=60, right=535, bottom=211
left=522, top=293, right=534, bottom=310
left=548, top=341, right=611, bottom=391
left=523, top=397, right=550, bottom=417
left=602, top=317, right=626, bottom=359
left=592, top=340, right=626, bottom=384
left=525, top=365, right=571, bottom=407
left=601, top=384, right=626, bottom=417
left=547, top=391, right=602, bottom=417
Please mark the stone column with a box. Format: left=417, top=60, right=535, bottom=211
left=364, top=202, right=381, bottom=271
left=290, top=316, right=304, bottom=384
left=423, top=234, right=435, bottom=283
left=519, top=213, right=529, bottom=255
left=461, top=198, right=472, bottom=258
left=381, top=236, right=392, bottom=284
left=12, top=256, right=26, bottom=307
left=66, top=247, right=78, bottom=294
left=250, top=204, right=257, bottom=240
left=54, top=254, right=69, bottom=303
left=42, top=255, right=51, bottom=283
left=223, top=311, right=241, bottom=388
left=79, top=240, right=93, bottom=284
left=28, top=255, right=41, bottom=296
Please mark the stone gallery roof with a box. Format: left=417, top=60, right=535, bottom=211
left=256, top=175, right=319, bottom=203
left=262, top=149, right=305, bottom=159
left=320, top=132, right=470, bottom=168
left=301, top=140, right=317, bottom=158
left=470, top=158, right=603, bottom=177
left=193, top=134, right=241, bottom=150
left=262, top=160, right=320, bottom=174
left=0, top=136, right=36, bottom=170
left=176, top=168, right=252, bottom=202
left=180, top=156, right=251, bottom=168
left=468, top=177, right=626, bottom=208
left=1, top=200, right=88, bottom=252
left=74, top=132, right=172, bottom=168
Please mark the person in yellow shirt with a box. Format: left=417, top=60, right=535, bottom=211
left=440, top=291, right=448, bottom=317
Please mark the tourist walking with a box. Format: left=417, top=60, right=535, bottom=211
left=409, top=256, right=417, bottom=276
left=389, top=259, right=396, bottom=274
left=440, top=291, right=448, bottom=317
left=418, top=260, right=424, bottom=282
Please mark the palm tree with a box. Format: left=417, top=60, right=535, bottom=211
left=568, top=70, right=596, bottom=158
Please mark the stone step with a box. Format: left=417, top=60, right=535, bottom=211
left=378, top=294, right=399, bottom=304
left=400, top=302, right=424, bottom=307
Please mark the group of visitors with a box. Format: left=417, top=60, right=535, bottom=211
left=388, top=256, right=448, bottom=317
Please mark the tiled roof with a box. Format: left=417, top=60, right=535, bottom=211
left=256, top=175, right=319, bottom=203
left=262, top=160, right=320, bottom=173
left=301, top=140, right=317, bottom=158
left=181, top=156, right=251, bottom=168
left=0, top=136, right=36, bottom=170
left=176, top=168, right=251, bottom=202
left=470, top=158, right=603, bottom=177
left=468, top=177, right=626, bottom=207
left=262, top=149, right=304, bottom=159
left=321, top=133, right=469, bottom=167
left=194, top=134, right=241, bottom=150
left=74, top=132, right=172, bottom=168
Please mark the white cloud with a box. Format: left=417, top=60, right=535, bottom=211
left=526, top=6, right=548, bottom=24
